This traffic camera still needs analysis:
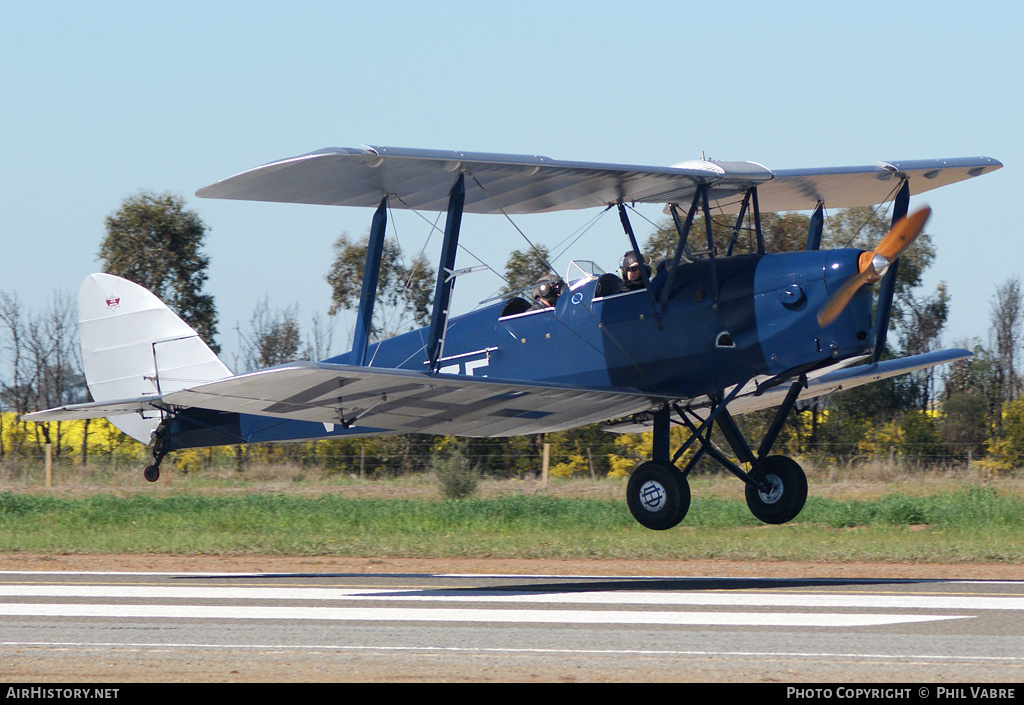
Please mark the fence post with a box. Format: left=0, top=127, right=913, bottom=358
left=541, top=443, right=550, bottom=487
left=44, top=443, right=52, bottom=488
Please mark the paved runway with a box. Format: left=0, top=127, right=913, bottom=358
left=2, top=569, right=1024, bottom=682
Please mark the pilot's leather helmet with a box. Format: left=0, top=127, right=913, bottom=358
left=533, top=275, right=565, bottom=305
left=619, top=250, right=648, bottom=279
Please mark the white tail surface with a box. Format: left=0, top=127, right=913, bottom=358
left=79, top=273, right=232, bottom=443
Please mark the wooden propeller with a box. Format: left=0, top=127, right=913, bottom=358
left=816, top=206, right=931, bottom=328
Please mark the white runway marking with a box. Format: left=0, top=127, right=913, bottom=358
left=6, top=640, right=1022, bottom=663
left=7, top=580, right=1020, bottom=627
left=0, top=584, right=1019, bottom=611
left=0, top=602, right=964, bottom=627
left=5, top=575, right=1021, bottom=678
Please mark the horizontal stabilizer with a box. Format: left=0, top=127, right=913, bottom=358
left=23, top=397, right=165, bottom=423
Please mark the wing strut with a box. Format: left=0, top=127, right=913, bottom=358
left=725, top=189, right=752, bottom=256
left=700, top=186, right=721, bottom=302
left=660, top=189, right=702, bottom=310
left=351, top=196, right=389, bottom=366
left=806, top=202, right=824, bottom=251
left=426, top=173, right=466, bottom=371
left=617, top=203, right=660, bottom=314
left=750, top=186, right=765, bottom=254
left=872, top=179, right=910, bottom=362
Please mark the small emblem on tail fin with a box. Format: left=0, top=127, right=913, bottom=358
left=105, top=294, right=120, bottom=310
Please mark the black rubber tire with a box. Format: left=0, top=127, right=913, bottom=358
left=626, top=461, right=690, bottom=530
left=143, top=465, right=160, bottom=483
left=745, top=455, right=807, bottom=524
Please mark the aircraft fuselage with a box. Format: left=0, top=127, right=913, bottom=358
left=333, top=248, right=874, bottom=397
left=162, top=247, right=874, bottom=450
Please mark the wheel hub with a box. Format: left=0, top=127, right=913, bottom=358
left=757, top=474, right=784, bottom=504
left=638, top=480, right=667, bottom=512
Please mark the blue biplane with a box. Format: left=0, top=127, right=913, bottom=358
left=26, top=147, right=1002, bottom=529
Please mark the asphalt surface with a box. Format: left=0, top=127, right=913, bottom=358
left=2, top=566, right=1024, bottom=683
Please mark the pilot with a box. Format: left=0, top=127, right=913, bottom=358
left=531, top=274, right=565, bottom=309
left=619, top=250, right=649, bottom=291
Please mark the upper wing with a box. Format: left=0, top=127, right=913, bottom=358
left=748, top=158, right=1003, bottom=214
left=195, top=146, right=1001, bottom=214
left=196, top=146, right=772, bottom=214
left=160, top=362, right=664, bottom=437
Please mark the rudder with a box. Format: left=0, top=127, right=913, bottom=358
left=79, top=273, right=231, bottom=443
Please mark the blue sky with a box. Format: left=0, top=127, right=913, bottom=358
left=2, top=0, right=1020, bottom=367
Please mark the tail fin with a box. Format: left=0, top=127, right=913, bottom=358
left=79, top=273, right=231, bottom=443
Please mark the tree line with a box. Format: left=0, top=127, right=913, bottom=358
left=2, top=191, right=1023, bottom=476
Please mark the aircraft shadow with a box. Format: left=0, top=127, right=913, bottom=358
left=174, top=572, right=965, bottom=594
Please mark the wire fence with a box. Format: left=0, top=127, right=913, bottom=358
left=0, top=438, right=1006, bottom=482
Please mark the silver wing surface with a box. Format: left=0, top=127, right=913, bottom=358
left=750, top=158, right=1003, bottom=214
left=604, top=348, right=971, bottom=433
left=27, top=351, right=968, bottom=437
left=161, top=362, right=664, bottom=437
left=727, top=347, right=972, bottom=415
left=23, top=397, right=165, bottom=422
left=196, top=146, right=1001, bottom=214
left=25, top=363, right=659, bottom=436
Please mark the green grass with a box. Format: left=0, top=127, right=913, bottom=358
left=1, top=486, right=1022, bottom=563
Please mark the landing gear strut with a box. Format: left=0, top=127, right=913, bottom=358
left=143, top=422, right=169, bottom=483
left=626, top=377, right=808, bottom=529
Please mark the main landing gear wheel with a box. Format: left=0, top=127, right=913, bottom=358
left=745, top=455, right=807, bottom=525
left=626, top=461, right=690, bottom=530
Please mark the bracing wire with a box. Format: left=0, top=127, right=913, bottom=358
left=468, top=173, right=559, bottom=278
left=380, top=174, right=666, bottom=386
left=394, top=194, right=512, bottom=288
left=366, top=197, right=440, bottom=367
left=465, top=184, right=662, bottom=388
left=835, top=181, right=902, bottom=249
left=550, top=205, right=614, bottom=263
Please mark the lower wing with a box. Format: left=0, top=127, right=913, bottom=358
left=25, top=350, right=968, bottom=439
left=26, top=362, right=664, bottom=438
left=603, top=348, right=970, bottom=432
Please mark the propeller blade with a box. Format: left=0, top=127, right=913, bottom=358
left=816, top=206, right=932, bottom=328
left=817, top=268, right=875, bottom=327
left=875, top=206, right=931, bottom=261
